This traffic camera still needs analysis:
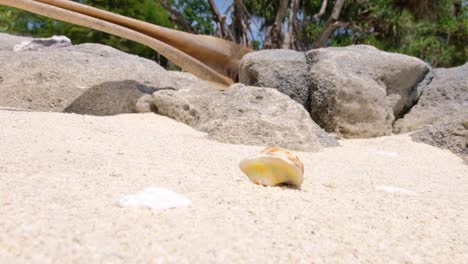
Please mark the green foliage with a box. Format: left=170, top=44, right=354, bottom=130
left=172, top=0, right=214, bottom=34
left=0, top=0, right=466, bottom=67
left=334, top=0, right=467, bottom=67
left=243, top=0, right=278, bottom=29
left=251, top=39, right=262, bottom=50
left=243, top=0, right=466, bottom=67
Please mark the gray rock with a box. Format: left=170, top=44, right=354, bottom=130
left=0, top=34, right=338, bottom=151
left=135, top=94, right=157, bottom=113
left=394, top=63, right=468, bottom=133
left=0, top=33, right=32, bottom=51
left=239, top=49, right=310, bottom=108
left=13, top=35, right=72, bottom=51
left=411, top=118, right=468, bottom=161
left=64, top=80, right=154, bottom=115
left=151, top=83, right=339, bottom=151
left=306, top=45, right=431, bottom=138
left=0, top=34, right=209, bottom=113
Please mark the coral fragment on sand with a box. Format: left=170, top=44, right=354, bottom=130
left=118, top=187, right=191, bottom=209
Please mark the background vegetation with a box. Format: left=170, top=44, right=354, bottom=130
left=1, top=0, right=466, bottom=67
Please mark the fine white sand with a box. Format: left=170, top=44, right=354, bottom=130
left=0, top=110, right=467, bottom=263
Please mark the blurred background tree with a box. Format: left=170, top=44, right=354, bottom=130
left=0, top=0, right=466, bottom=67
left=0, top=0, right=176, bottom=60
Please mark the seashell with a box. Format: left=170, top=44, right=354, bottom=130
left=117, top=187, right=191, bottom=209
left=239, top=147, right=304, bottom=187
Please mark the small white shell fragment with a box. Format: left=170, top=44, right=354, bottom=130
left=375, top=185, right=417, bottom=196
left=13, top=35, right=72, bottom=51
left=118, top=187, right=191, bottom=209
left=376, top=151, right=399, bottom=157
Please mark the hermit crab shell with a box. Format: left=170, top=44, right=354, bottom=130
left=239, top=147, right=304, bottom=187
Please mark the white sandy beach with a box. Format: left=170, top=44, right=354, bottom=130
left=0, top=110, right=467, bottom=263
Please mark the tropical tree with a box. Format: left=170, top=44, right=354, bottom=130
left=207, top=0, right=467, bottom=67
left=1, top=0, right=466, bottom=67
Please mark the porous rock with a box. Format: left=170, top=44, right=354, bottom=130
left=239, top=49, right=310, bottom=108
left=0, top=34, right=209, bottom=114
left=411, top=118, right=468, bottom=161
left=151, top=84, right=339, bottom=151
left=0, top=33, right=32, bottom=51
left=306, top=45, right=431, bottom=138
left=394, top=63, right=468, bottom=133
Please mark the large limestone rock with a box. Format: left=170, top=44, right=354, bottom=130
left=411, top=118, right=468, bottom=162
left=0, top=34, right=338, bottom=151
left=0, top=33, right=32, bottom=51
left=394, top=63, right=468, bottom=133
left=149, top=84, right=339, bottom=151
left=306, top=45, right=431, bottom=138
left=239, top=50, right=310, bottom=108
left=0, top=35, right=207, bottom=114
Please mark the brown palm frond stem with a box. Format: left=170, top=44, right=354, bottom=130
left=0, top=0, right=238, bottom=87
left=33, top=0, right=253, bottom=81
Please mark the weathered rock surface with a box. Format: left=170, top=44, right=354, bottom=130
left=64, top=80, right=160, bottom=116
left=394, top=63, right=468, bottom=133
left=411, top=118, right=468, bottom=161
left=150, top=84, right=339, bottom=151
left=0, top=33, right=32, bottom=51
left=0, top=36, right=209, bottom=114
left=239, top=50, right=310, bottom=108
left=0, top=34, right=338, bottom=151
left=306, top=45, right=431, bottom=138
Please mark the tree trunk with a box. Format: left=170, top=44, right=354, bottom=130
left=263, top=0, right=289, bottom=49
left=207, top=0, right=234, bottom=40
left=313, top=0, right=328, bottom=21
left=284, top=0, right=300, bottom=49
left=230, top=0, right=250, bottom=46
left=312, top=0, right=345, bottom=48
